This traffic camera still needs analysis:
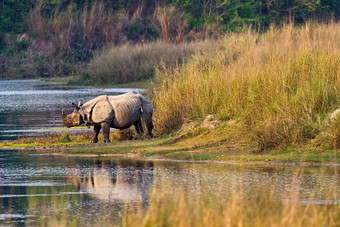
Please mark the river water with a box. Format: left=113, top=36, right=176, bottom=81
left=0, top=150, right=339, bottom=226
left=0, top=80, right=339, bottom=226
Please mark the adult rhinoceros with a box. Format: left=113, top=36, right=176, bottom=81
left=62, top=91, right=153, bottom=143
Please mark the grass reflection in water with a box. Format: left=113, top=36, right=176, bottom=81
left=0, top=152, right=339, bottom=226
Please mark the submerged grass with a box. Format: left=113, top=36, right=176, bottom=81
left=151, top=23, right=340, bottom=152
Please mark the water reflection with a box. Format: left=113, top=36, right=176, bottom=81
left=0, top=151, right=155, bottom=226
left=0, top=150, right=339, bottom=226
left=68, top=159, right=154, bottom=203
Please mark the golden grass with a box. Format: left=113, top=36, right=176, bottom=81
left=151, top=23, right=340, bottom=151
left=87, top=40, right=211, bottom=84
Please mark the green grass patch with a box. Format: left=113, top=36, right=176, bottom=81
left=41, top=76, right=153, bottom=89
left=40, top=76, right=80, bottom=84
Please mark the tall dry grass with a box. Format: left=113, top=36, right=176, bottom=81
left=87, top=40, right=211, bottom=84
left=152, top=5, right=189, bottom=42
left=27, top=2, right=196, bottom=59
left=28, top=1, right=130, bottom=58
left=151, top=23, right=340, bottom=151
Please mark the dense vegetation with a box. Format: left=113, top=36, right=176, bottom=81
left=151, top=23, right=340, bottom=151
left=2, top=0, right=340, bottom=35
left=1, top=0, right=339, bottom=81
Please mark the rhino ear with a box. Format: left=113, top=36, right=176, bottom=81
left=78, top=100, right=83, bottom=108
left=72, top=102, right=80, bottom=110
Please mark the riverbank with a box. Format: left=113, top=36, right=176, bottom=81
left=1, top=126, right=339, bottom=164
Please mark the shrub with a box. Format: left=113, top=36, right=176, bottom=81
left=126, top=18, right=158, bottom=42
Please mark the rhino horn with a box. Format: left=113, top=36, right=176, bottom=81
left=62, top=109, right=66, bottom=118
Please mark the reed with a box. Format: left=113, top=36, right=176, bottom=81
left=151, top=23, right=340, bottom=151
left=152, top=5, right=189, bottom=42
left=28, top=1, right=127, bottom=58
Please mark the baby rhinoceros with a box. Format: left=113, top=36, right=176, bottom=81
left=62, top=91, right=153, bottom=143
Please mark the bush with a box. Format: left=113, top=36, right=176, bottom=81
left=126, top=18, right=158, bottom=42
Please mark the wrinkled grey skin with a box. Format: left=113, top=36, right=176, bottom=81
left=62, top=91, right=153, bottom=143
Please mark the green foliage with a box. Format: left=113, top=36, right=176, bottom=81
left=126, top=18, right=158, bottom=41
left=0, top=0, right=33, bottom=33
left=2, top=0, right=339, bottom=36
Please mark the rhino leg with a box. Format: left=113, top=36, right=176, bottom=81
left=142, top=114, right=153, bottom=137
left=147, top=122, right=154, bottom=138
left=141, top=103, right=153, bottom=138
left=134, top=119, right=144, bottom=136
left=91, top=124, right=101, bottom=143
left=101, top=122, right=110, bottom=143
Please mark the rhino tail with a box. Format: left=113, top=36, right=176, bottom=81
left=139, top=95, right=154, bottom=136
